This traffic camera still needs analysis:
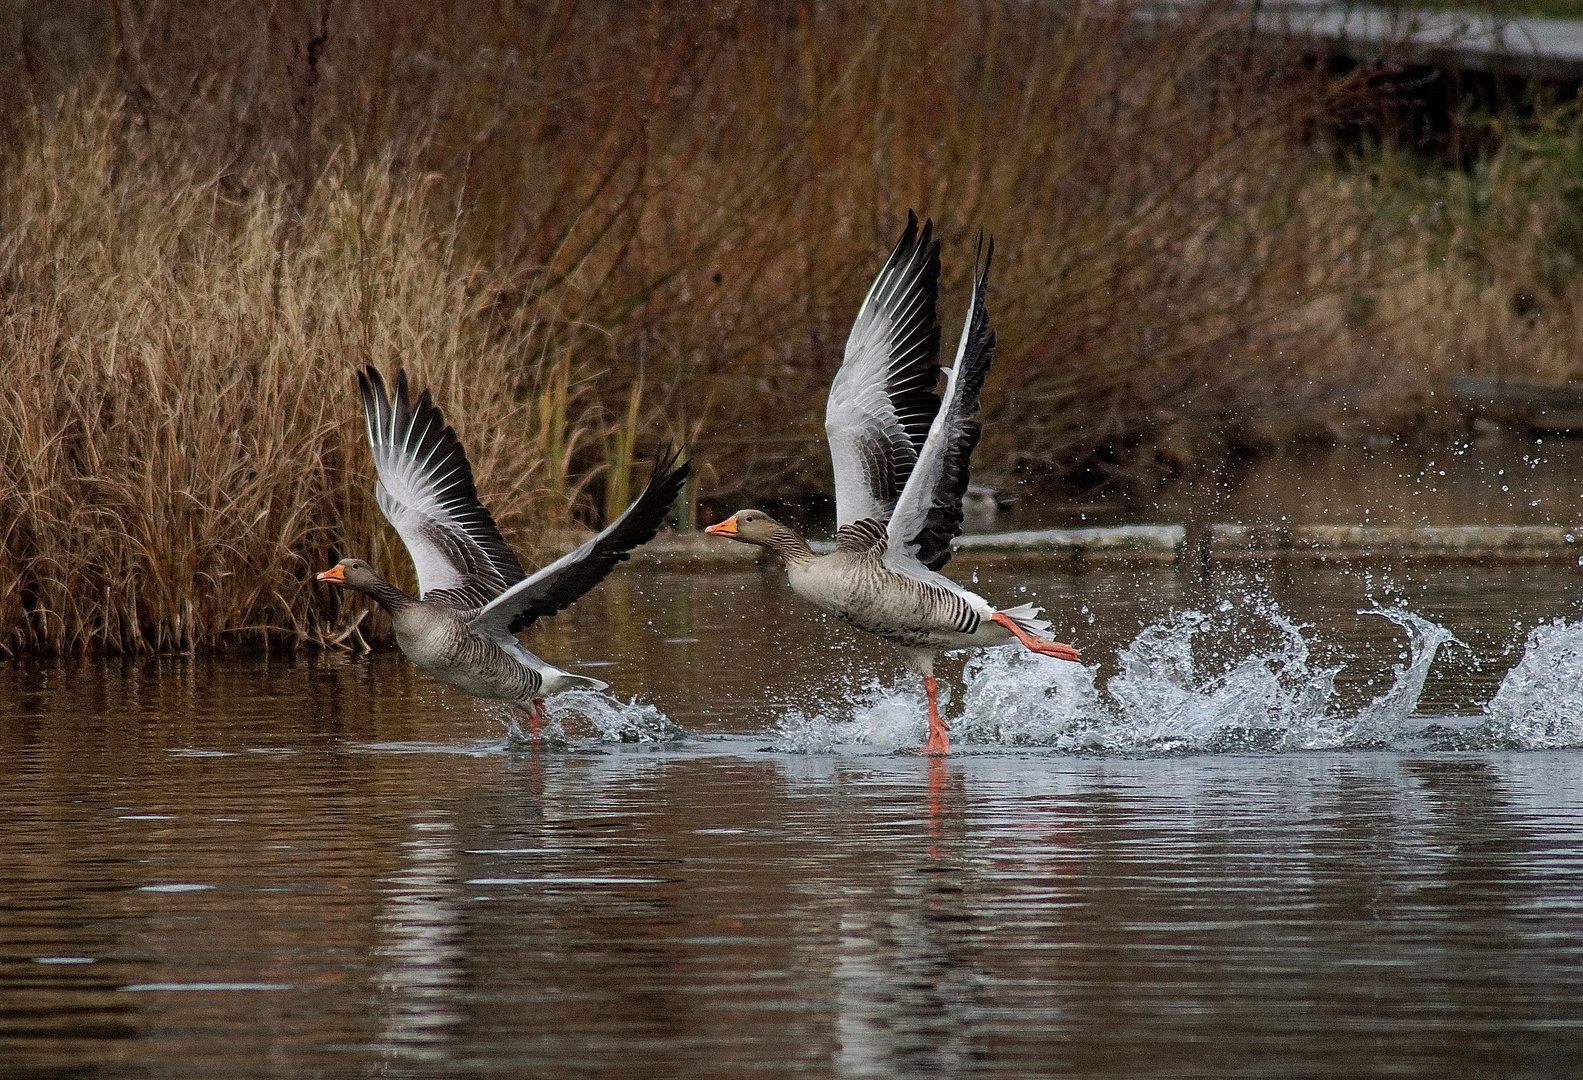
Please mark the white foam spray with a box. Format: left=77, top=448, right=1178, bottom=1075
left=774, top=597, right=1463, bottom=754
left=539, top=690, right=687, bottom=745
left=1483, top=618, right=1583, bottom=749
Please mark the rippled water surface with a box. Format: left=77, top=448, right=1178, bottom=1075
left=6, top=561, right=1583, bottom=1078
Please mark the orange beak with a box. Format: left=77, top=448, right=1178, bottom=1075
left=316, top=565, right=346, bottom=584
left=704, top=516, right=738, bottom=537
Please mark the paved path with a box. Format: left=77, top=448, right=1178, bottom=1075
left=1139, top=2, right=1583, bottom=79
left=1255, top=2, right=1583, bottom=79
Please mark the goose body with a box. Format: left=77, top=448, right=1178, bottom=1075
left=707, top=214, right=1078, bottom=753
left=794, top=563, right=996, bottom=651
left=388, top=598, right=582, bottom=702
left=781, top=548, right=997, bottom=652
left=320, top=367, right=689, bottom=737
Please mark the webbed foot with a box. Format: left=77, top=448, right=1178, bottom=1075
left=991, top=612, right=1080, bottom=662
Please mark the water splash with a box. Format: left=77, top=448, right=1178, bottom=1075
left=1346, top=608, right=1458, bottom=747
left=543, top=690, right=687, bottom=744
left=774, top=681, right=943, bottom=754
left=954, top=647, right=1105, bottom=750
left=1482, top=618, right=1583, bottom=749
left=776, top=599, right=1460, bottom=754
left=1100, top=602, right=1346, bottom=752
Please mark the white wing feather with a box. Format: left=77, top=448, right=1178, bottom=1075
left=359, top=368, right=524, bottom=606
left=825, top=214, right=942, bottom=527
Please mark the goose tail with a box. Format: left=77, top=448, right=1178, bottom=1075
left=997, top=602, right=1053, bottom=641
left=560, top=673, right=610, bottom=693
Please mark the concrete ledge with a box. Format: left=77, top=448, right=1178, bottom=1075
left=620, top=523, right=1580, bottom=567
left=953, top=525, right=1185, bottom=561
left=635, top=524, right=1186, bottom=567
left=1274, top=4, right=1583, bottom=83
left=1206, top=524, right=1583, bottom=561
left=1151, top=1, right=1583, bottom=83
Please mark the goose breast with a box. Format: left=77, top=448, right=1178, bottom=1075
left=389, top=609, right=516, bottom=699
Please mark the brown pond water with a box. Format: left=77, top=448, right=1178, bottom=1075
left=5, top=555, right=1583, bottom=1078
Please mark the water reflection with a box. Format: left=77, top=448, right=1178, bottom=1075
left=375, top=817, right=463, bottom=1068
left=4, top=568, right=1583, bottom=1076
left=827, top=756, right=984, bottom=1077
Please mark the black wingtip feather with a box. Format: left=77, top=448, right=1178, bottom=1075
left=503, top=445, right=693, bottom=632
left=877, top=212, right=944, bottom=461
left=911, top=232, right=998, bottom=571
left=357, top=365, right=389, bottom=431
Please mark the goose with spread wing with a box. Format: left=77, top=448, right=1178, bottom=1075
left=318, top=367, right=689, bottom=739
left=705, top=213, right=1079, bottom=754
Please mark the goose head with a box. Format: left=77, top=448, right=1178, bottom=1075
left=705, top=510, right=816, bottom=562
left=316, top=557, right=386, bottom=594
left=705, top=509, right=789, bottom=544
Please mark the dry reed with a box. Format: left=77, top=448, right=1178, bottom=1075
left=0, top=109, right=572, bottom=652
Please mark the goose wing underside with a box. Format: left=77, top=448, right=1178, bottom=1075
left=468, top=447, right=690, bottom=635
left=825, top=211, right=943, bottom=528
left=359, top=367, right=526, bottom=610
left=887, top=234, right=995, bottom=572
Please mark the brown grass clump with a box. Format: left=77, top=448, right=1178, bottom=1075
left=0, top=1, right=1391, bottom=653
left=0, top=109, right=568, bottom=653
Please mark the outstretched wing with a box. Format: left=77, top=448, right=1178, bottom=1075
left=469, top=447, right=690, bottom=634
left=359, top=366, right=526, bottom=609
left=825, top=211, right=943, bottom=528
left=887, top=234, right=995, bottom=571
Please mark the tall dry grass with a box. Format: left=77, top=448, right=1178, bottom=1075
left=0, top=1, right=1400, bottom=653
left=0, top=108, right=576, bottom=653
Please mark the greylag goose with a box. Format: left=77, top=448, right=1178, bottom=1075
left=705, top=214, right=1078, bottom=754
left=318, top=367, right=689, bottom=739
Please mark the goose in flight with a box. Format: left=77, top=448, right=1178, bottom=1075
left=318, top=367, right=689, bottom=739
left=705, top=214, right=1078, bottom=753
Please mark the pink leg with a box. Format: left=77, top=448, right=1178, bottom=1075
left=922, top=676, right=950, bottom=755
left=529, top=697, right=546, bottom=741
left=991, top=612, right=1080, bottom=662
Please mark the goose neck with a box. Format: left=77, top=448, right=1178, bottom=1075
left=765, top=527, right=818, bottom=565
left=363, top=576, right=418, bottom=614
